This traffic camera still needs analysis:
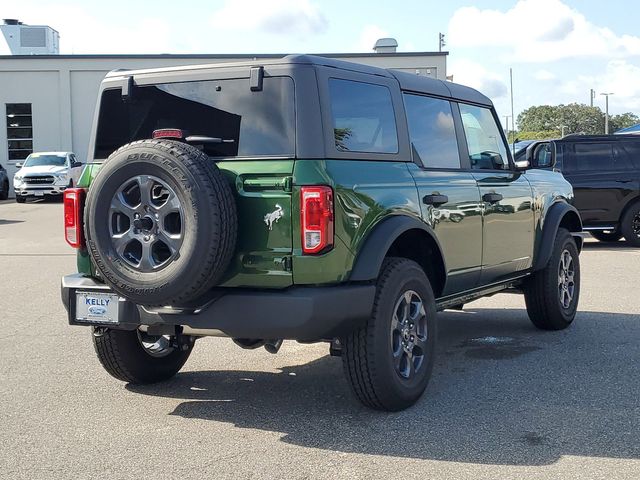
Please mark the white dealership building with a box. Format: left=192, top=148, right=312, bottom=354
left=1, top=20, right=448, bottom=196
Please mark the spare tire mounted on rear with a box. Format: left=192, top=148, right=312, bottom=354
left=85, top=139, right=237, bottom=306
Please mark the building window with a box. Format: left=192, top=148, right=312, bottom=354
left=6, top=103, right=33, bottom=161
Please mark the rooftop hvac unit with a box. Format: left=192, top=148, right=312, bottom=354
left=1, top=19, right=59, bottom=55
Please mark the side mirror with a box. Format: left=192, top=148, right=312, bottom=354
left=73, top=161, right=83, bottom=167
left=15, top=162, right=23, bottom=168
left=526, top=142, right=556, bottom=169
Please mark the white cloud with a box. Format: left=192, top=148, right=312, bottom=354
left=562, top=60, right=640, bottom=111
left=211, top=0, right=328, bottom=37
left=448, top=0, right=640, bottom=62
left=1, top=4, right=174, bottom=54
left=535, top=69, right=556, bottom=81
left=449, top=59, right=508, bottom=99
left=354, top=24, right=389, bottom=52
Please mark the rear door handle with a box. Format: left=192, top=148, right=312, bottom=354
left=482, top=192, right=503, bottom=204
left=423, top=194, right=449, bottom=206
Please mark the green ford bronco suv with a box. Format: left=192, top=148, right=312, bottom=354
left=61, top=55, right=582, bottom=411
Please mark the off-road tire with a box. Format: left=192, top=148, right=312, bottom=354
left=92, top=328, right=192, bottom=384
left=590, top=230, right=622, bottom=242
left=85, top=139, right=237, bottom=306
left=620, top=201, right=640, bottom=247
left=524, top=228, right=580, bottom=330
left=341, top=258, right=437, bottom=411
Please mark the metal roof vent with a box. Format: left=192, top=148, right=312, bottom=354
left=373, top=37, right=398, bottom=54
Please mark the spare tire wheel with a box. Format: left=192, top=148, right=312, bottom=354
left=85, top=139, right=237, bottom=306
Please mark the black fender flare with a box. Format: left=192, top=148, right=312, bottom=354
left=533, top=201, right=583, bottom=271
left=349, top=215, right=446, bottom=281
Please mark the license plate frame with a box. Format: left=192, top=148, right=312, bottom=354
left=34, top=191, right=45, bottom=197
left=75, top=291, right=120, bottom=324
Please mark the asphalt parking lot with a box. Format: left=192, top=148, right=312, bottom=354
left=1, top=199, right=639, bottom=479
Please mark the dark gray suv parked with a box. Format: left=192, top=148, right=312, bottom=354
left=528, top=135, right=640, bottom=246
left=0, top=163, right=9, bottom=200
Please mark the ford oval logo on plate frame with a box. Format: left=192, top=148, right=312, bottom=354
left=88, top=305, right=107, bottom=315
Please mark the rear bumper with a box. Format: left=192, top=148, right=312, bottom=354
left=61, top=274, right=375, bottom=342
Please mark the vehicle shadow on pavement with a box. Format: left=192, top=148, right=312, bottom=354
left=582, top=240, right=637, bottom=251
left=127, top=308, right=640, bottom=466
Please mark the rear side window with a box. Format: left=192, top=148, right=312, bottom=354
left=459, top=103, right=509, bottom=170
left=95, top=77, right=295, bottom=159
left=572, top=143, right=615, bottom=171
left=329, top=78, right=398, bottom=154
left=403, top=93, right=460, bottom=169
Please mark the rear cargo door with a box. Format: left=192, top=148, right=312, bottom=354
left=92, top=72, right=297, bottom=288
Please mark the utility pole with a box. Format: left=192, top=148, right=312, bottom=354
left=590, top=89, right=595, bottom=107
left=439, top=33, right=446, bottom=52
left=510, top=68, right=515, bottom=154
left=505, top=115, right=512, bottom=140
left=600, top=92, right=614, bottom=134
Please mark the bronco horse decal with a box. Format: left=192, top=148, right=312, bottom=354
left=264, top=205, right=283, bottom=230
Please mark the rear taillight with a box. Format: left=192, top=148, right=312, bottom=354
left=63, top=188, right=85, bottom=248
left=300, top=186, right=334, bottom=254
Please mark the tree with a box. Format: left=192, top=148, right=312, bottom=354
left=517, top=103, right=606, bottom=135
left=609, top=112, right=640, bottom=133
left=509, top=130, right=560, bottom=142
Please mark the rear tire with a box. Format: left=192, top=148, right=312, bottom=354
left=620, top=201, right=640, bottom=247
left=590, top=230, right=622, bottom=242
left=92, top=328, right=193, bottom=384
left=341, top=258, right=437, bottom=411
left=524, top=228, right=580, bottom=330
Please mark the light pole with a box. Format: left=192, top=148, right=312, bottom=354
left=601, top=92, right=614, bottom=134
left=560, top=125, right=568, bottom=137
left=505, top=115, right=512, bottom=138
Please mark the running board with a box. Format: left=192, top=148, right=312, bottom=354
left=582, top=226, right=617, bottom=231
left=435, top=275, right=528, bottom=311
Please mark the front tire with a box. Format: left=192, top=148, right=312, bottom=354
left=15, top=196, right=26, bottom=203
left=524, top=228, right=580, bottom=330
left=92, top=328, right=193, bottom=384
left=341, top=258, right=437, bottom=411
left=620, top=201, right=640, bottom=247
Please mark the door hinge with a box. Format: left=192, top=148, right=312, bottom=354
left=281, top=256, right=293, bottom=272
left=282, top=176, right=293, bottom=192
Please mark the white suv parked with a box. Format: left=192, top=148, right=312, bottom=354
left=13, top=152, right=83, bottom=203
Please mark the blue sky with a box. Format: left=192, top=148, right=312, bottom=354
left=5, top=0, right=640, bottom=126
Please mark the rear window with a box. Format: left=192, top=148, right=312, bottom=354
left=329, top=78, right=398, bottom=154
left=94, top=77, right=295, bottom=159
left=617, top=141, right=640, bottom=169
